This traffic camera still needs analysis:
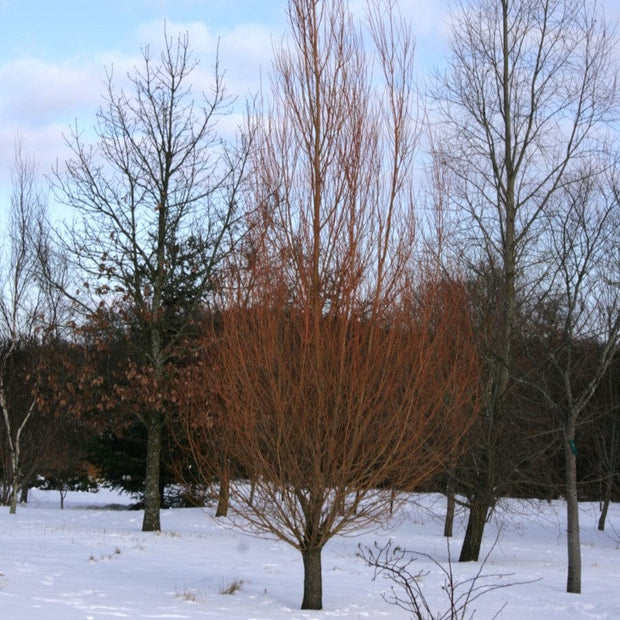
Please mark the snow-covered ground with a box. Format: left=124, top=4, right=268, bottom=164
left=0, top=488, right=618, bottom=619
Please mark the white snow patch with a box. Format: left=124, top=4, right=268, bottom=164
left=0, top=489, right=618, bottom=619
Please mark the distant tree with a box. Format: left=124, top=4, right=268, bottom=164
left=51, top=29, right=251, bottom=531
left=0, top=341, right=40, bottom=509
left=440, top=263, right=562, bottom=542
left=178, top=0, right=480, bottom=610
left=0, top=138, right=59, bottom=514
left=87, top=420, right=185, bottom=505
left=34, top=407, right=97, bottom=510
left=87, top=423, right=150, bottom=498
left=49, top=305, right=191, bottom=506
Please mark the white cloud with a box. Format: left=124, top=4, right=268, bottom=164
left=217, top=22, right=277, bottom=96
left=2, top=0, right=614, bottom=217
left=0, top=52, right=142, bottom=195
left=131, top=19, right=275, bottom=100
left=0, top=16, right=273, bottom=194
left=0, top=57, right=100, bottom=125
left=346, top=0, right=452, bottom=40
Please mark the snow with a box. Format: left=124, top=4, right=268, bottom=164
left=0, top=489, right=618, bottom=619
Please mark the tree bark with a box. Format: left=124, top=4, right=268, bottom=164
left=9, top=452, right=19, bottom=515
left=598, top=416, right=618, bottom=531
left=301, top=546, right=323, bottom=610
left=444, top=483, right=456, bottom=538
left=60, top=487, right=67, bottom=510
left=459, top=499, right=489, bottom=562
left=565, top=433, right=581, bottom=594
left=142, top=412, right=163, bottom=531
left=215, top=461, right=230, bottom=517
left=598, top=496, right=610, bottom=532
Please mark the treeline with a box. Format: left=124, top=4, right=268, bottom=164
left=1, top=0, right=619, bottom=610
left=1, top=293, right=617, bottom=506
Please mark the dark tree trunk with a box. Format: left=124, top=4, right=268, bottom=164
left=459, top=499, right=489, bottom=562
left=249, top=479, right=256, bottom=506
left=598, top=416, right=618, bottom=532
left=565, top=435, right=581, bottom=594
left=215, top=464, right=229, bottom=517
left=142, top=412, right=163, bottom=532
left=598, top=496, right=610, bottom=532
left=59, top=487, right=67, bottom=510
left=301, top=546, right=323, bottom=610
left=444, top=487, right=456, bottom=538
left=19, top=485, right=28, bottom=504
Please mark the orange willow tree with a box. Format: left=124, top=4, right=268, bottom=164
left=179, top=0, right=480, bottom=610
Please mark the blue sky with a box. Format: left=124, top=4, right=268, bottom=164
left=0, top=0, right=453, bottom=219
left=1, top=1, right=287, bottom=61
left=0, top=0, right=295, bottom=213
left=1, top=0, right=617, bottom=219
left=0, top=2, right=290, bottom=134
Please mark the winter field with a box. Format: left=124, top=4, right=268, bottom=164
left=0, top=488, right=618, bottom=619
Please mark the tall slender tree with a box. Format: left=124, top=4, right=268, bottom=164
left=432, top=0, right=619, bottom=566
left=531, top=168, right=620, bottom=593
left=0, top=138, right=55, bottom=514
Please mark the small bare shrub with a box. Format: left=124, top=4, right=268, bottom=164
left=220, top=579, right=244, bottom=595
left=358, top=538, right=536, bottom=619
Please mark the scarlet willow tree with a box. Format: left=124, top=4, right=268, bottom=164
left=52, top=30, right=248, bottom=532
left=179, top=0, right=480, bottom=610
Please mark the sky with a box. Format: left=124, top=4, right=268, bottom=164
left=0, top=1, right=287, bottom=207
left=0, top=0, right=455, bottom=218
left=0, top=0, right=618, bottom=220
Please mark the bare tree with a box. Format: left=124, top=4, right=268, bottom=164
left=526, top=168, right=620, bottom=593
left=178, top=0, right=480, bottom=610
left=0, top=138, right=53, bottom=514
left=191, top=279, right=479, bottom=611
left=432, top=0, right=619, bottom=564
left=52, top=29, right=250, bottom=531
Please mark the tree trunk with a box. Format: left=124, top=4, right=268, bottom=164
left=565, top=434, right=581, bottom=594
left=9, top=451, right=19, bottom=514
left=19, top=484, right=28, bottom=504
left=598, top=496, right=610, bottom=532
left=598, top=416, right=618, bottom=531
left=301, top=546, right=323, bottom=610
left=9, top=482, right=18, bottom=514
left=389, top=488, right=397, bottom=516
left=142, top=412, right=163, bottom=532
left=459, top=499, right=489, bottom=562
left=3, top=395, right=35, bottom=515
left=444, top=487, right=456, bottom=538
left=215, top=464, right=229, bottom=517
